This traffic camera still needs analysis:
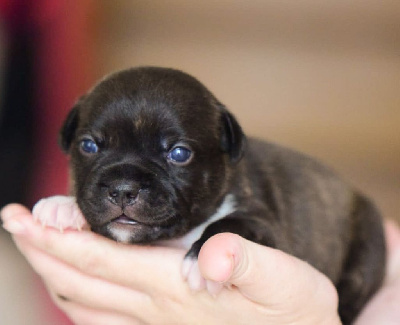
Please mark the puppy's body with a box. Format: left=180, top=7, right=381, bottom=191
left=50, top=67, right=384, bottom=324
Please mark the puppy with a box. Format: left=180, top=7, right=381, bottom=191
left=34, top=67, right=385, bottom=324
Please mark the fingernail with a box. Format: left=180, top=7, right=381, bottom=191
left=3, top=219, right=25, bottom=234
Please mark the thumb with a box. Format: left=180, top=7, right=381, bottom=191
left=198, top=233, right=338, bottom=310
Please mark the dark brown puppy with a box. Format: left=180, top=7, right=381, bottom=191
left=60, top=67, right=385, bottom=324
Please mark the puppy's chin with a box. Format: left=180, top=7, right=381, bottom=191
left=104, top=219, right=161, bottom=244
left=91, top=220, right=167, bottom=244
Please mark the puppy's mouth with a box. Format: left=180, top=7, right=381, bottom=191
left=105, top=213, right=156, bottom=243
left=112, top=214, right=140, bottom=225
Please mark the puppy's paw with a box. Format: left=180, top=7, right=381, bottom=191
left=32, top=196, right=86, bottom=232
left=182, top=257, right=224, bottom=297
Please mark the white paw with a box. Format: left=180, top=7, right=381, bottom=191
left=32, top=196, right=87, bottom=232
left=182, top=257, right=224, bottom=297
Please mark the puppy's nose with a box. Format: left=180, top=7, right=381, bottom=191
left=107, top=183, right=140, bottom=207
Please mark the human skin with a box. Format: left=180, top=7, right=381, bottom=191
left=353, top=219, right=400, bottom=325
left=1, top=204, right=398, bottom=325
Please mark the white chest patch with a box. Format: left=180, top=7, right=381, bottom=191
left=157, top=194, right=237, bottom=250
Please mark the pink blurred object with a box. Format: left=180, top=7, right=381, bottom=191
left=1, top=1, right=97, bottom=324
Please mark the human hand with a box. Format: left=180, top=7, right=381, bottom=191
left=1, top=203, right=342, bottom=325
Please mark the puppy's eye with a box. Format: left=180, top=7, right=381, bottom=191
left=80, top=139, right=99, bottom=154
left=167, top=146, right=192, bottom=164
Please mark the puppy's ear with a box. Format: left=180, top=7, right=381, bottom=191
left=59, top=97, right=83, bottom=153
left=219, top=105, right=246, bottom=164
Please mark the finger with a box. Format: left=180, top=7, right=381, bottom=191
left=198, top=233, right=339, bottom=311
left=353, top=220, right=400, bottom=325
left=14, top=237, right=152, bottom=321
left=1, top=203, right=31, bottom=227
left=14, top=235, right=215, bottom=325
left=384, top=219, right=400, bottom=253
left=4, top=207, right=187, bottom=294
left=384, top=219, right=400, bottom=283
left=49, top=294, right=145, bottom=325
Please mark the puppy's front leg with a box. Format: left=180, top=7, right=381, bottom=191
left=32, top=196, right=87, bottom=232
left=183, top=215, right=277, bottom=295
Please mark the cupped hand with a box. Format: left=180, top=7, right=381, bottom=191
left=1, top=203, right=376, bottom=325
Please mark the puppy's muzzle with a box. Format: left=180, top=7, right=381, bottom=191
left=97, top=162, right=154, bottom=209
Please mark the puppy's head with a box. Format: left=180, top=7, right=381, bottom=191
left=60, top=67, right=245, bottom=243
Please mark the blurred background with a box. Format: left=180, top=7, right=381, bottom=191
left=0, top=1, right=399, bottom=324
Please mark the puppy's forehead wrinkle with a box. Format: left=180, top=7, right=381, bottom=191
left=89, top=98, right=180, bottom=132
left=88, top=78, right=217, bottom=114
